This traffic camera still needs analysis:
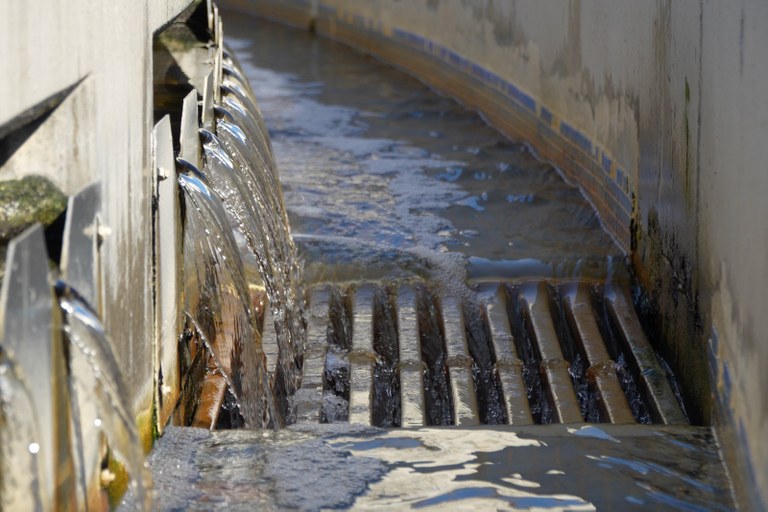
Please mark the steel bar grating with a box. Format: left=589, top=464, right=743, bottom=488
left=262, top=280, right=687, bottom=427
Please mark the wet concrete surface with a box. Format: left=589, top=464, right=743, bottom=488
left=149, top=424, right=733, bottom=510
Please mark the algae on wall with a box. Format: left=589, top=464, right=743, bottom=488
left=0, top=175, right=67, bottom=282
left=0, top=175, right=67, bottom=242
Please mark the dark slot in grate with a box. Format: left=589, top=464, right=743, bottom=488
left=322, top=286, right=352, bottom=423
left=416, top=285, right=453, bottom=426
left=371, top=286, right=401, bottom=428
left=463, top=302, right=507, bottom=425
left=590, top=284, right=653, bottom=424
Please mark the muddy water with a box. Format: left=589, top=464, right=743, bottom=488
left=223, top=16, right=622, bottom=288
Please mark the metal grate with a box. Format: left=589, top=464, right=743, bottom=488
left=266, top=280, right=687, bottom=427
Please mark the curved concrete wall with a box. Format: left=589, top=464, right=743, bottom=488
left=223, top=0, right=767, bottom=506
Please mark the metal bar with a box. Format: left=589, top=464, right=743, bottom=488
left=395, top=286, right=425, bottom=427
left=153, top=116, right=181, bottom=433
left=202, top=70, right=214, bottom=131
left=0, top=225, right=72, bottom=509
left=294, top=286, right=331, bottom=423
left=521, top=282, right=582, bottom=423
left=604, top=285, right=687, bottom=425
left=564, top=283, right=634, bottom=424
left=261, top=308, right=278, bottom=376
left=348, top=284, right=376, bottom=424
left=481, top=284, right=533, bottom=425
left=179, top=89, right=201, bottom=170
left=441, top=296, right=480, bottom=426
left=191, top=373, right=227, bottom=429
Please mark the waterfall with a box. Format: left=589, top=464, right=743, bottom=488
left=57, top=283, right=151, bottom=509
left=179, top=171, right=277, bottom=429
left=193, top=54, right=307, bottom=420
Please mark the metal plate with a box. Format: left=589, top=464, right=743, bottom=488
left=154, top=115, right=182, bottom=433
left=179, top=90, right=201, bottom=170
left=60, top=181, right=100, bottom=308
left=0, top=224, right=74, bottom=509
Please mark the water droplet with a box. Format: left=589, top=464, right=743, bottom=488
left=28, top=443, right=40, bottom=454
left=94, top=418, right=102, bottom=428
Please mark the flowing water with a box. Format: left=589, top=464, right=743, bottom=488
left=205, top=60, right=308, bottom=416
left=148, top=13, right=734, bottom=511
left=179, top=171, right=276, bottom=428
left=223, top=17, right=622, bottom=291
left=218, top=14, right=625, bottom=429
left=149, top=423, right=732, bottom=511
left=57, top=285, right=151, bottom=508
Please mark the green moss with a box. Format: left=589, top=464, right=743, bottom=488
left=136, top=409, right=156, bottom=455
left=104, top=455, right=129, bottom=509
left=0, top=175, right=67, bottom=242
left=158, top=22, right=204, bottom=52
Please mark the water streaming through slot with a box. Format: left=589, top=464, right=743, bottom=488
left=179, top=171, right=276, bottom=428
left=463, top=301, right=507, bottom=424
left=548, top=285, right=602, bottom=423
left=57, top=284, right=150, bottom=508
left=211, top=86, right=307, bottom=417
left=159, top=44, right=309, bottom=429
left=591, top=285, right=653, bottom=424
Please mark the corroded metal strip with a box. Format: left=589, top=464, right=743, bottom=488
left=191, top=373, right=227, bottom=429
left=564, top=283, right=634, bottom=424
left=481, top=284, right=533, bottom=425
left=348, top=284, right=376, bottom=424
left=440, top=296, right=479, bottom=426
left=521, top=282, right=582, bottom=424
left=604, top=285, right=687, bottom=425
left=294, top=286, right=331, bottom=423
left=395, top=285, right=425, bottom=427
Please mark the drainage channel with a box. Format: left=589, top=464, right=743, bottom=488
left=263, top=280, right=687, bottom=428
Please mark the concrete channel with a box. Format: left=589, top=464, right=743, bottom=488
left=0, top=0, right=765, bottom=509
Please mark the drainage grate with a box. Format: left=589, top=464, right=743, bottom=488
left=266, top=281, right=687, bottom=427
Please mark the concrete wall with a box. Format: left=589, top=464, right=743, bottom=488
left=224, top=0, right=766, bottom=506
left=0, top=0, right=193, bottom=443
